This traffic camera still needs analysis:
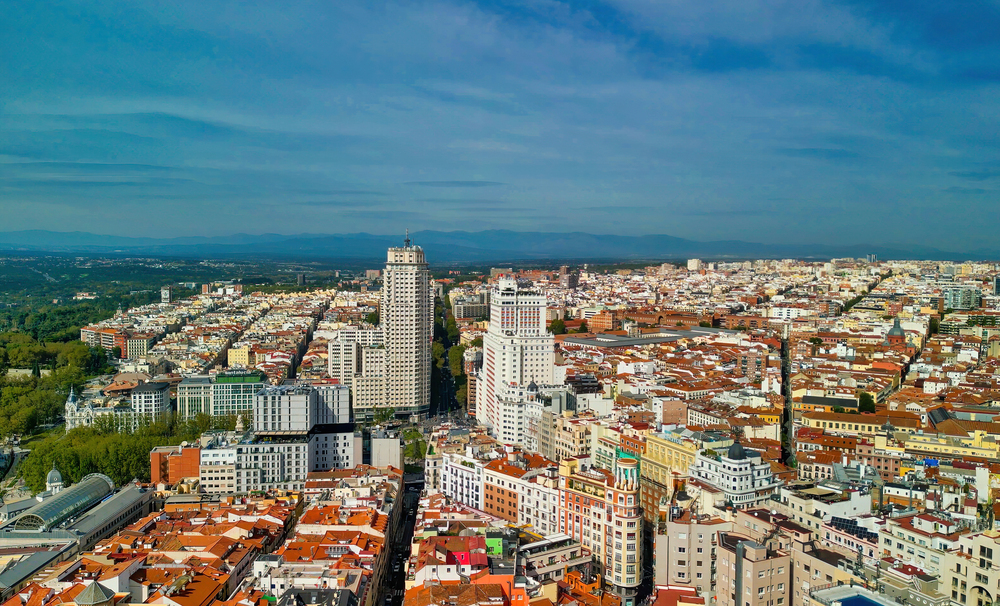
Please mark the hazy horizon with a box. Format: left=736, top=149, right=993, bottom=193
left=3, top=2, right=1000, bottom=248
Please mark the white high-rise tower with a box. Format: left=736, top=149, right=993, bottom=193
left=476, top=276, right=554, bottom=436
left=382, top=233, right=433, bottom=418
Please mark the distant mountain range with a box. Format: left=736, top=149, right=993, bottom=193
left=0, top=230, right=992, bottom=263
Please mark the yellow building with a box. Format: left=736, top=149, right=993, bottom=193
left=227, top=346, right=253, bottom=367
left=899, top=431, right=1000, bottom=459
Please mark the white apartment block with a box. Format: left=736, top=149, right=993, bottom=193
left=440, top=450, right=486, bottom=510
left=199, top=428, right=359, bottom=493
left=255, top=385, right=314, bottom=432
left=477, top=277, right=555, bottom=436
left=775, top=482, right=870, bottom=537
left=692, top=443, right=781, bottom=509
left=313, top=383, right=352, bottom=424
left=130, top=382, right=171, bottom=420
left=382, top=240, right=433, bottom=418
left=880, top=511, right=963, bottom=575
left=327, top=326, right=383, bottom=389
left=254, top=383, right=352, bottom=432
left=520, top=470, right=561, bottom=535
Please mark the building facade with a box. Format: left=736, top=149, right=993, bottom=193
left=692, top=443, right=781, bottom=509
left=557, top=457, right=643, bottom=606
left=381, top=239, right=433, bottom=418
left=476, top=277, right=555, bottom=436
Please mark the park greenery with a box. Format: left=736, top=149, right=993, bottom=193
left=18, top=413, right=236, bottom=493
left=0, top=333, right=112, bottom=437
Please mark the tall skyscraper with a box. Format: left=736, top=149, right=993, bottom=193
left=476, top=276, right=554, bottom=436
left=381, top=234, right=433, bottom=418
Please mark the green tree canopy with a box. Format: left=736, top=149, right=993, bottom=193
left=548, top=319, right=566, bottom=335
left=858, top=392, right=876, bottom=413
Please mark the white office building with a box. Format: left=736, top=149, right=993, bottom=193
left=254, top=383, right=352, bottom=432
left=130, top=382, right=171, bottom=420
left=476, top=277, right=554, bottom=436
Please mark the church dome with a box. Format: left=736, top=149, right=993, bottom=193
left=46, top=464, right=63, bottom=487
left=887, top=318, right=905, bottom=338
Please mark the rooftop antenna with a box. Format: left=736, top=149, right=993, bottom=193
left=404, top=229, right=411, bottom=247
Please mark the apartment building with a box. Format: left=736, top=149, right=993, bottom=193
left=654, top=510, right=733, bottom=593
left=439, top=449, right=486, bottom=510
left=716, top=532, right=791, bottom=606
left=199, top=426, right=359, bottom=493
left=880, top=511, right=965, bottom=575
left=557, top=457, right=643, bottom=606
left=692, top=443, right=781, bottom=510
left=382, top=239, right=433, bottom=418
left=521, top=468, right=561, bottom=535
left=177, top=375, right=212, bottom=419
left=555, top=415, right=592, bottom=460
left=943, top=530, right=1000, bottom=606
left=774, top=481, right=871, bottom=537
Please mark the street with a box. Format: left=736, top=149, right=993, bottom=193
left=384, top=487, right=421, bottom=606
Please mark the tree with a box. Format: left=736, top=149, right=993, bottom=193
left=373, top=406, right=396, bottom=426
left=548, top=319, right=566, bottom=335
left=699, top=321, right=712, bottom=328
left=578, top=321, right=588, bottom=333
left=456, top=385, right=468, bottom=406
left=446, top=316, right=460, bottom=343
left=832, top=406, right=845, bottom=414
left=470, top=337, right=483, bottom=347
left=858, top=392, right=876, bottom=413
left=808, top=336, right=824, bottom=356
left=365, top=312, right=379, bottom=326
left=432, top=342, right=446, bottom=368
left=112, top=346, right=122, bottom=359
left=449, top=346, right=466, bottom=377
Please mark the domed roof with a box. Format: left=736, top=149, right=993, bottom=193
left=727, top=442, right=747, bottom=461
left=887, top=318, right=905, bottom=338
left=76, top=581, right=115, bottom=606
left=46, top=464, right=62, bottom=486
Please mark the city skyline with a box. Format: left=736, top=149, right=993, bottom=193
left=3, top=2, right=1000, bottom=249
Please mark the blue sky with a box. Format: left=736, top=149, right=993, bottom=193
left=2, top=0, right=1000, bottom=249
